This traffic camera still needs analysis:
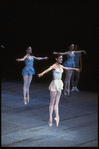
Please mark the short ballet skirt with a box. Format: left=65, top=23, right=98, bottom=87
left=22, top=66, right=35, bottom=76
left=49, top=80, right=63, bottom=91
left=63, top=61, right=75, bottom=68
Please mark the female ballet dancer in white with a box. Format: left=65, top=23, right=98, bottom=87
left=38, top=54, right=79, bottom=126
left=53, top=44, right=86, bottom=96
left=16, top=46, right=48, bottom=105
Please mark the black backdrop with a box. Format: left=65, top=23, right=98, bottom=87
left=1, top=1, right=98, bottom=91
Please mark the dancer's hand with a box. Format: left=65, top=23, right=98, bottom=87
left=76, top=68, right=80, bottom=72
left=38, top=73, right=43, bottom=77
left=45, top=57, right=49, bottom=59
left=83, top=50, right=87, bottom=54
left=16, top=58, right=20, bottom=62
left=53, top=51, right=57, bottom=54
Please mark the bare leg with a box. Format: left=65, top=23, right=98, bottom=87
left=23, top=75, right=28, bottom=105
left=54, top=91, right=61, bottom=126
left=27, top=75, right=33, bottom=103
left=49, top=91, right=57, bottom=126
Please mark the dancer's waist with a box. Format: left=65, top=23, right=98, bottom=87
left=25, top=66, right=33, bottom=68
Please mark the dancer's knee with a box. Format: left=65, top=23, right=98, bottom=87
left=23, top=85, right=26, bottom=89
left=50, top=101, right=55, bottom=107
left=27, top=84, right=30, bottom=89
left=54, top=102, right=58, bottom=108
left=23, top=85, right=27, bottom=89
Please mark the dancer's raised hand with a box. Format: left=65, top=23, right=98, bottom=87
left=75, top=68, right=80, bottom=72
left=45, top=57, right=49, bottom=59
left=53, top=51, right=57, bottom=54
left=38, top=73, right=43, bottom=78
left=83, top=50, right=87, bottom=54
left=16, top=58, right=20, bottom=62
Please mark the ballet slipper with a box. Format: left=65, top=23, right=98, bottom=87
left=54, top=117, right=59, bottom=126
left=48, top=117, right=52, bottom=126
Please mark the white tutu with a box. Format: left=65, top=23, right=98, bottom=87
left=49, top=80, right=63, bottom=91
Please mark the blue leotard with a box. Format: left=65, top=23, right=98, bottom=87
left=22, top=57, right=35, bottom=75
left=63, top=52, right=75, bottom=68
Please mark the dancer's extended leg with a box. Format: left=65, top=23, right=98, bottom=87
left=23, top=75, right=28, bottom=105
left=54, top=91, right=61, bottom=126
left=49, top=91, right=57, bottom=126
left=27, top=75, right=33, bottom=103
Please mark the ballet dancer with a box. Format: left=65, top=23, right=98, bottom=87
left=53, top=44, right=86, bottom=96
left=38, top=54, right=79, bottom=126
left=16, top=46, right=48, bottom=105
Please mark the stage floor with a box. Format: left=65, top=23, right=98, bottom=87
left=1, top=81, right=98, bottom=147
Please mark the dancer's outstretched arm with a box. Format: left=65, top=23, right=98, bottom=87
left=53, top=51, right=69, bottom=55
left=73, top=50, right=86, bottom=54
left=16, top=55, right=27, bottom=62
left=38, top=64, right=55, bottom=77
left=33, top=56, right=48, bottom=60
left=61, top=65, right=80, bottom=72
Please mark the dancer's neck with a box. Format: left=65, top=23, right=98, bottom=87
left=56, top=62, right=60, bottom=65
left=27, top=53, right=30, bottom=56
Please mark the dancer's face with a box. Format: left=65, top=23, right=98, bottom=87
left=69, top=44, right=74, bottom=51
left=56, top=55, right=63, bottom=64
left=74, top=45, right=78, bottom=51
left=27, top=47, right=32, bottom=54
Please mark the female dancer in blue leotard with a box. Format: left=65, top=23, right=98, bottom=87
left=38, top=54, right=79, bottom=126
left=16, top=46, right=48, bottom=105
left=53, top=44, right=86, bottom=96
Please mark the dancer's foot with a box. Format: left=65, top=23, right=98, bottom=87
left=74, top=87, right=79, bottom=92
left=71, top=87, right=75, bottom=91
left=54, top=117, right=59, bottom=126
left=64, top=89, right=67, bottom=95
left=24, top=97, right=27, bottom=105
left=48, top=119, right=52, bottom=126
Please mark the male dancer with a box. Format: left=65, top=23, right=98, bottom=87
left=71, top=45, right=82, bottom=91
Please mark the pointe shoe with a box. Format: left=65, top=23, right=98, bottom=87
left=48, top=121, right=52, bottom=127
left=24, top=97, right=27, bottom=105
left=54, top=117, right=59, bottom=126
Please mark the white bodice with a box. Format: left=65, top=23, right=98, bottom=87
left=52, top=68, right=63, bottom=80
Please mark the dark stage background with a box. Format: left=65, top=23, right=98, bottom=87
left=1, top=1, right=98, bottom=91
